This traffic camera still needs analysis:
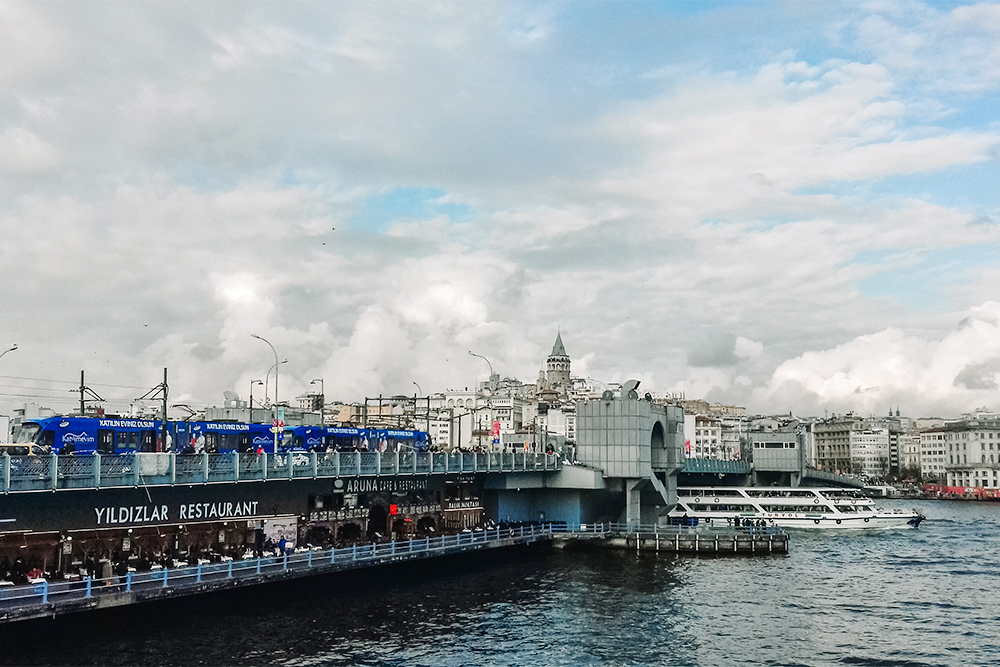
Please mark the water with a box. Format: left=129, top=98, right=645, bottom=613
left=2, top=500, right=998, bottom=666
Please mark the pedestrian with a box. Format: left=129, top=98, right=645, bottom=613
left=254, top=527, right=264, bottom=558
left=278, top=537, right=287, bottom=556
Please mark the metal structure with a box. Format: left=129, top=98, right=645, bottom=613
left=1, top=450, right=561, bottom=494
left=251, top=334, right=280, bottom=452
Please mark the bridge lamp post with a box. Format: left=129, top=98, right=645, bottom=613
left=252, top=334, right=280, bottom=454
left=249, top=380, right=263, bottom=424
left=0, top=344, right=17, bottom=363
left=467, top=351, right=494, bottom=391
left=310, top=378, right=325, bottom=425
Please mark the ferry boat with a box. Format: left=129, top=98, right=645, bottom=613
left=669, top=487, right=925, bottom=529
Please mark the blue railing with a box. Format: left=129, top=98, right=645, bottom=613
left=0, top=524, right=553, bottom=617
left=681, top=458, right=752, bottom=474
left=0, top=450, right=561, bottom=493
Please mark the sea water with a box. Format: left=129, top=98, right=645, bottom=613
left=3, top=499, right=997, bottom=666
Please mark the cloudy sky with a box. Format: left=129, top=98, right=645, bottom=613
left=1, top=0, right=999, bottom=419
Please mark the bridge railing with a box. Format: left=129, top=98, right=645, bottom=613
left=0, top=450, right=562, bottom=493
left=0, top=524, right=553, bottom=615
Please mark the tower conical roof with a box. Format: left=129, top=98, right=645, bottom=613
left=550, top=332, right=567, bottom=357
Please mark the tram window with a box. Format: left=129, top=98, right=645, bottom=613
left=97, top=430, right=114, bottom=454
left=204, top=433, right=219, bottom=453
left=12, top=423, right=41, bottom=444
left=117, top=431, right=140, bottom=451
left=141, top=431, right=156, bottom=453
left=40, top=430, right=55, bottom=448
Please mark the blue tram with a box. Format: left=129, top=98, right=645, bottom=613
left=279, top=426, right=429, bottom=453
left=11, top=417, right=278, bottom=455
left=11, top=417, right=429, bottom=456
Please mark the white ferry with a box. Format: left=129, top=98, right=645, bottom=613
left=669, top=487, right=924, bottom=529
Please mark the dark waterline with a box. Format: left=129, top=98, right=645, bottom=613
left=3, top=500, right=998, bottom=666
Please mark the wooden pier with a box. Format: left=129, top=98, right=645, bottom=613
left=552, top=523, right=789, bottom=555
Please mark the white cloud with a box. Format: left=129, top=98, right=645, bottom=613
left=0, top=127, right=60, bottom=172
left=0, top=2, right=998, bottom=421
left=599, top=59, right=998, bottom=217
left=735, top=337, right=764, bottom=359
left=755, top=301, right=1000, bottom=415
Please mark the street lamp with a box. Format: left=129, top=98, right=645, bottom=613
left=310, top=378, right=325, bottom=425
left=263, top=359, right=287, bottom=406
left=0, top=344, right=17, bottom=362
left=249, top=380, right=263, bottom=423
left=252, top=334, right=280, bottom=453
left=468, top=351, right=493, bottom=389
left=412, top=381, right=422, bottom=396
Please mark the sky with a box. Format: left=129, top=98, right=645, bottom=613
left=1, top=0, right=999, bottom=420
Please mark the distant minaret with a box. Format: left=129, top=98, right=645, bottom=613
left=546, top=332, right=571, bottom=390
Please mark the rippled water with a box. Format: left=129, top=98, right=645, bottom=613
left=3, top=500, right=998, bottom=666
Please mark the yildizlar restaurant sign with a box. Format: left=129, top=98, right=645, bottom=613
left=94, top=500, right=262, bottom=526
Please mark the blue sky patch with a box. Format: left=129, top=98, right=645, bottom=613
left=856, top=243, right=1000, bottom=310
left=349, top=187, right=472, bottom=233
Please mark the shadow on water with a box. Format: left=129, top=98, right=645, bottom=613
left=0, top=544, right=554, bottom=666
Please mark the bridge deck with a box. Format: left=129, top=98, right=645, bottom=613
left=1, top=450, right=560, bottom=494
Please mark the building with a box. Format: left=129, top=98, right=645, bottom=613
left=918, top=428, right=947, bottom=481
left=683, top=414, right=722, bottom=459
left=813, top=416, right=865, bottom=474
left=850, top=428, right=889, bottom=480
left=943, top=415, right=1000, bottom=488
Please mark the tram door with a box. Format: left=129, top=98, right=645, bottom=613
left=140, top=430, right=156, bottom=453
left=97, top=430, right=114, bottom=454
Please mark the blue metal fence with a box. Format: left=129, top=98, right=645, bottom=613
left=0, top=450, right=561, bottom=493
left=0, top=524, right=553, bottom=616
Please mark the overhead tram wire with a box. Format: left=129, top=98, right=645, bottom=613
left=0, top=373, right=151, bottom=390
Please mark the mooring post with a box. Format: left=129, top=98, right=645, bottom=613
left=283, top=552, right=288, bottom=570
left=85, top=576, right=93, bottom=598
left=227, top=560, right=233, bottom=578
left=256, top=558, right=261, bottom=575
left=163, top=567, right=169, bottom=588
left=125, top=572, right=132, bottom=592
left=330, top=547, right=335, bottom=564
left=40, top=580, right=48, bottom=604
left=196, top=563, right=202, bottom=583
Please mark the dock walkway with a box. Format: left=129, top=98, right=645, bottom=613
left=0, top=525, right=552, bottom=624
